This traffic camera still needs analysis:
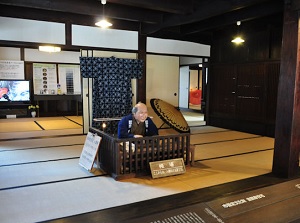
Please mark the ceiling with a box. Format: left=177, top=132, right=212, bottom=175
left=0, top=0, right=284, bottom=45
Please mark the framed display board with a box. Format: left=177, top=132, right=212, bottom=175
left=33, top=63, right=57, bottom=94
left=58, top=64, right=81, bottom=94
left=0, top=60, right=24, bottom=80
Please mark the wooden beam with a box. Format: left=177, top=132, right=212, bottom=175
left=137, top=30, right=146, bottom=104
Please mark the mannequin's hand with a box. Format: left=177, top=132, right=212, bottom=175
left=134, top=135, right=143, bottom=138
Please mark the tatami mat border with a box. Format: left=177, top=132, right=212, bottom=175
left=0, top=157, right=80, bottom=168
left=0, top=133, right=86, bottom=142
left=195, top=147, right=274, bottom=162
left=191, top=135, right=264, bottom=145
left=0, top=143, right=84, bottom=153
left=0, top=174, right=108, bottom=192
left=63, top=116, right=83, bottom=126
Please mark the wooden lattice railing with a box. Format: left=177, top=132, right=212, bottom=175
left=89, top=127, right=190, bottom=180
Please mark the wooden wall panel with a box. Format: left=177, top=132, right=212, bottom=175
left=209, top=62, right=280, bottom=136
left=247, top=31, right=269, bottom=61
left=236, top=63, right=265, bottom=120
left=210, top=64, right=236, bottom=115
left=266, top=62, right=280, bottom=121
left=209, top=16, right=282, bottom=136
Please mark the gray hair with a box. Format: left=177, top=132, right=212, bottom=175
left=132, top=106, right=138, bottom=114
left=132, top=101, right=144, bottom=114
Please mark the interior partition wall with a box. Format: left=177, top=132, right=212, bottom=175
left=209, top=62, right=280, bottom=136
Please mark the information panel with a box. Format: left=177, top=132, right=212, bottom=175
left=150, top=158, right=186, bottom=179
left=33, top=63, right=57, bottom=94
left=0, top=60, right=24, bottom=79
left=58, top=64, right=81, bottom=94
left=79, top=132, right=102, bottom=171
left=127, top=203, right=225, bottom=223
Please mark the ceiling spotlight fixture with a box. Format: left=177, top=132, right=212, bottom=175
left=231, top=37, right=245, bottom=44
left=39, top=46, right=61, bottom=53
left=95, top=0, right=112, bottom=28
left=231, top=21, right=245, bottom=44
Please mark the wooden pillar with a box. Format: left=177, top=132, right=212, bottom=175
left=65, top=20, right=72, bottom=48
left=272, top=0, right=300, bottom=177
left=137, top=30, right=147, bottom=103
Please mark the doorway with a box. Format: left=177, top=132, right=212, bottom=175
left=179, top=64, right=205, bottom=113
left=189, top=67, right=202, bottom=111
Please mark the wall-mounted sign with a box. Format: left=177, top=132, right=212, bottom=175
left=58, top=64, right=81, bottom=94
left=0, top=60, right=24, bottom=79
left=33, top=63, right=57, bottom=94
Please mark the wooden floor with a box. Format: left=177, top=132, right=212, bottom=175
left=1, top=115, right=300, bottom=223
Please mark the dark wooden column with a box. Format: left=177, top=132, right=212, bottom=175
left=137, top=30, right=147, bottom=103
left=65, top=20, right=72, bottom=48
left=272, top=0, right=300, bottom=177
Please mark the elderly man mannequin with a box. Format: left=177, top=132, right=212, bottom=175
left=117, top=102, right=158, bottom=138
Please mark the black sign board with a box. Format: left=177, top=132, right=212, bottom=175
left=126, top=203, right=225, bottom=223
left=125, top=179, right=300, bottom=223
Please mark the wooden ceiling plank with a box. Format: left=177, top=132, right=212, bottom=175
left=181, top=1, right=283, bottom=35
left=107, top=0, right=194, bottom=14
left=0, top=0, right=163, bottom=24
left=142, top=0, right=277, bottom=34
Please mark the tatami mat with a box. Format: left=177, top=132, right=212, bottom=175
left=36, top=119, right=82, bottom=130
left=0, top=175, right=194, bottom=223
left=158, top=125, right=227, bottom=136
left=0, top=135, right=86, bottom=151
left=190, top=125, right=229, bottom=134
left=0, top=150, right=274, bottom=223
left=0, top=159, right=104, bottom=190
left=65, top=116, right=83, bottom=125
left=193, top=136, right=274, bottom=160
left=0, top=115, right=279, bottom=223
left=0, top=120, right=41, bottom=132
left=149, top=150, right=273, bottom=191
left=195, top=150, right=274, bottom=188
left=0, top=116, right=82, bottom=133
left=0, top=128, right=83, bottom=140
left=0, top=145, right=83, bottom=166
left=190, top=130, right=259, bottom=144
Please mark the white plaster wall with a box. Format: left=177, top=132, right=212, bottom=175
left=72, top=25, right=138, bottom=50
left=146, top=54, right=179, bottom=106
left=0, top=47, right=21, bottom=60
left=25, top=49, right=80, bottom=63
left=147, top=37, right=210, bottom=57
left=0, top=17, right=65, bottom=44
